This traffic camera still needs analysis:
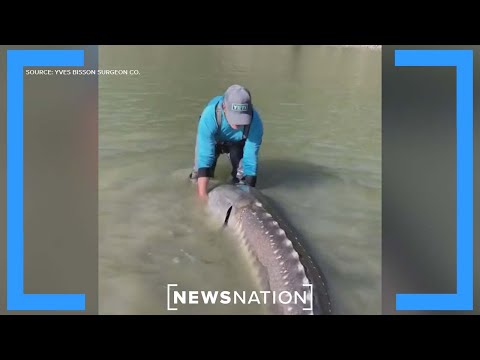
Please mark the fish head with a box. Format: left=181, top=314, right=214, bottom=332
left=207, top=184, right=253, bottom=227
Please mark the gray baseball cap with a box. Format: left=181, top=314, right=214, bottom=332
left=223, top=84, right=253, bottom=125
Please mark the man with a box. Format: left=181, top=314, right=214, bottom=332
left=189, top=84, right=264, bottom=200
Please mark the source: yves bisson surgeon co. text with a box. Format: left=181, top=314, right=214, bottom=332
left=25, top=69, right=141, bottom=76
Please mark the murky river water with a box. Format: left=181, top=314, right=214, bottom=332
left=98, top=45, right=381, bottom=315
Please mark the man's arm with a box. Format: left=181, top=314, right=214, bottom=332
left=197, top=177, right=209, bottom=198
left=196, top=107, right=217, bottom=198
left=242, top=112, right=264, bottom=187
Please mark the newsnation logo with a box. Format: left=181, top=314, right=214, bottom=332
left=167, top=284, right=313, bottom=311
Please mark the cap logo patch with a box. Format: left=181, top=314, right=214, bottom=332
left=231, top=103, right=249, bottom=112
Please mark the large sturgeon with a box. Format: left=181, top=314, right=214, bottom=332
left=207, top=184, right=332, bottom=315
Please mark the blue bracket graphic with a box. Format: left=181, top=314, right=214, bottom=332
left=394, top=50, right=474, bottom=311
left=7, top=49, right=86, bottom=311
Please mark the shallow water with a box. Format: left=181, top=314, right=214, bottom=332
left=98, top=45, right=381, bottom=315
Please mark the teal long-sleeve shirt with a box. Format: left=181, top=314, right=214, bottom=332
left=196, top=96, right=264, bottom=177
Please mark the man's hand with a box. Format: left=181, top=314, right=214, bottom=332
left=244, top=175, right=257, bottom=187
left=197, top=177, right=209, bottom=202
left=198, top=194, right=209, bottom=202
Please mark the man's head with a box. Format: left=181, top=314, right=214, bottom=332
left=222, top=84, right=253, bottom=129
